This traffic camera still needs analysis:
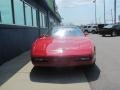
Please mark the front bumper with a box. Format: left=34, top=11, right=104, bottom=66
left=31, top=56, right=95, bottom=67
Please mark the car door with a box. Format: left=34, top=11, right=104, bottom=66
left=113, top=25, right=120, bottom=35
left=116, top=25, right=120, bottom=35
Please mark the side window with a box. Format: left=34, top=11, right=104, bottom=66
left=118, top=26, right=120, bottom=30
left=116, top=25, right=120, bottom=30
left=25, top=4, right=32, bottom=26
left=93, top=26, right=97, bottom=28
left=0, top=0, right=13, bottom=24
left=14, top=0, right=24, bottom=25
left=88, top=26, right=91, bottom=28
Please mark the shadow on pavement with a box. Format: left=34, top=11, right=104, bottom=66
left=0, top=52, right=30, bottom=86
left=30, top=65, right=100, bottom=84
left=83, top=65, right=101, bottom=82
left=101, top=35, right=120, bottom=37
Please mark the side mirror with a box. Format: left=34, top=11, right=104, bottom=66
left=39, top=34, right=45, bottom=38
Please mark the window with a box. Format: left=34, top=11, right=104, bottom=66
left=93, top=26, right=97, bottom=28
left=25, top=4, right=32, bottom=26
left=14, top=0, right=24, bottom=25
left=0, top=0, right=13, bottom=24
left=39, top=11, right=47, bottom=28
left=48, top=27, right=84, bottom=37
left=42, top=13, right=45, bottom=28
left=43, top=14, right=47, bottom=28
left=113, top=25, right=120, bottom=30
left=88, top=26, right=91, bottom=28
left=104, top=24, right=114, bottom=29
left=39, top=12, right=43, bottom=27
left=32, top=8, right=37, bottom=27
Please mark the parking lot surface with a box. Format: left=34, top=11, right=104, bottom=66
left=86, top=34, right=120, bottom=90
left=0, top=52, right=90, bottom=90
left=1, top=34, right=120, bottom=90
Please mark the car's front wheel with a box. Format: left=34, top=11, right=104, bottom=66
left=102, top=34, right=105, bottom=37
left=89, top=62, right=96, bottom=68
left=91, top=30, right=96, bottom=34
left=111, top=31, right=116, bottom=37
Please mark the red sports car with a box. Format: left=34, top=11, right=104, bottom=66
left=31, top=26, right=96, bottom=67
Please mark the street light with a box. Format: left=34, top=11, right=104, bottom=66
left=93, top=0, right=97, bottom=24
left=104, top=0, right=106, bottom=24
left=114, top=0, right=116, bottom=24
left=111, top=9, right=114, bottom=24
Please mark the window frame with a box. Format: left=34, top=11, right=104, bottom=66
left=13, top=0, right=25, bottom=25
left=0, top=0, right=13, bottom=24
left=0, top=0, right=48, bottom=28
left=39, top=11, right=43, bottom=28
left=24, top=3, right=32, bottom=26
left=32, top=7, right=37, bottom=27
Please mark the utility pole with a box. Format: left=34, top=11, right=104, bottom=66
left=104, top=0, right=106, bottom=24
left=99, top=17, right=101, bottom=24
left=93, top=0, right=97, bottom=24
left=111, top=9, right=114, bottom=24
left=114, top=0, right=117, bottom=24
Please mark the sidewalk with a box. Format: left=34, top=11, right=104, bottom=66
left=0, top=51, right=91, bottom=90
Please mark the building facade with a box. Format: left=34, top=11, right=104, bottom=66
left=0, top=0, right=61, bottom=64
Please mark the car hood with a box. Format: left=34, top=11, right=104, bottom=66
left=32, top=37, right=94, bottom=57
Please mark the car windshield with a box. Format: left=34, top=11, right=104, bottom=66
left=47, top=27, right=84, bottom=38
left=104, top=24, right=114, bottom=28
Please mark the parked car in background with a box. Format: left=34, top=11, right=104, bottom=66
left=99, top=24, right=120, bottom=37
left=97, top=24, right=108, bottom=34
left=31, top=26, right=96, bottom=68
left=82, top=25, right=97, bottom=34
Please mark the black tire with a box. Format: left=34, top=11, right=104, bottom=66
left=89, top=62, right=96, bottom=68
left=89, top=51, right=96, bottom=68
left=111, top=31, right=116, bottom=37
left=102, top=34, right=105, bottom=37
left=91, top=30, right=96, bottom=34
left=34, top=66, right=40, bottom=69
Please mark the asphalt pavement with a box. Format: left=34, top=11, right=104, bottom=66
left=0, top=52, right=90, bottom=90
left=0, top=34, right=120, bottom=90
left=85, top=34, right=120, bottom=90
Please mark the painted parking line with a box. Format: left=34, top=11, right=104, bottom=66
left=0, top=52, right=91, bottom=90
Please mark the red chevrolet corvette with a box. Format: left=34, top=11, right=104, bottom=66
left=31, top=26, right=96, bottom=67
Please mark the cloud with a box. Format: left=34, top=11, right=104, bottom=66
left=55, top=0, right=103, bottom=24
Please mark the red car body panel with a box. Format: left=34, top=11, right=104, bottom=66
left=31, top=36, right=95, bottom=67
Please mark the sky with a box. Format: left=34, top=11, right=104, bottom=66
left=56, top=0, right=120, bottom=25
